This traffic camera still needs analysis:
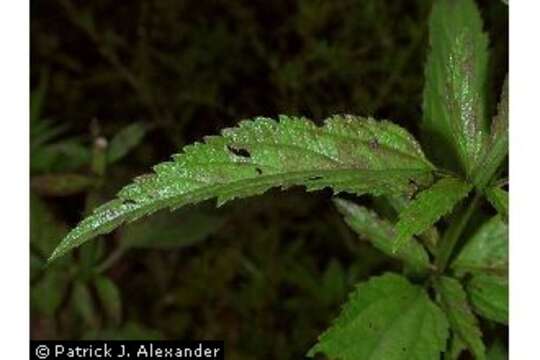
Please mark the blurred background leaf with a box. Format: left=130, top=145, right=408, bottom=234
left=107, top=123, right=148, bottom=164
left=120, top=206, right=224, bottom=250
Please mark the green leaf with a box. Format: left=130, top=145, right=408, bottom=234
left=308, top=273, right=449, bottom=360
left=334, top=198, right=430, bottom=272
left=30, top=70, right=49, bottom=126
left=94, top=276, right=122, bottom=325
left=31, top=271, right=69, bottom=316
left=472, top=76, right=508, bottom=189
left=452, top=216, right=508, bottom=275
left=120, top=207, right=224, bottom=249
left=486, top=186, right=508, bottom=221
left=445, top=334, right=467, bottom=360
left=72, top=281, right=98, bottom=328
left=30, top=253, right=45, bottom=282
left=31, top=118, right=68, bottom=152
left=49, top=115, right=434, bottom=261
left=321, top=259, right=347, bottom=305
left=372, top=195, right=440, bottom=254
left=422, top=0, right=489, bottom=175
left=107, top=123, right=148, bottom=164
left=394, top=177, right=472, bottom=251
left=467, top=274, right=508, bottom=325
left=435, top=276, right=486, bottom=360
left=31, top=140, right=91, bottom=174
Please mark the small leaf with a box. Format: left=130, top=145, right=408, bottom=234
left=334, top=198, right=430, bottom=272
left=467, top=274, right=508, bottom=325
left=31, top=173, right=96, bottom=197
left=31, top=271, right=69, bottom=316
left=31, top=140, right=91, bottom=174
left=107, top=123, right=148, bottom=164
left=321, top=259, right=347, bottom=305
left=94, top=276, right=122, bottom=325
left=435, top=276, right=486, bottom=360
left=72, top=281, right=99, bottom=328
left=422, top=0, right=489, bottom=175
left=445, top=334, right=467, bottom=360
left=50, top=115, right=435, bottom=261
left=472, top=76, right=508, bottom=189
left=30, top=70, right=49, bottom=125
left=486, top=186, right=508, bottom=221
left=373, top=195, right=440, bottom=254
left=308, top=273, right=449, bottom=360
left=394, top=177, right=472, bottom=251
left=452, top=216, right=508, bottom=275
left=30, top=253, right=45, bottom=282
left=31, top=118, right=68, bottom=152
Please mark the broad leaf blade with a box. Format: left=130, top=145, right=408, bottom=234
left=50, top=115, right=434, bottom=261
left=307, top=273, right=449, bottom=360
left=334, top=198, right=430, bottom=272
left=422, top=0, right=489, bottom=175
left=436, top=276, right=486, bottom=360
left=467, top=274, right=508, bottom=325
left=467, top=273, right=508, bottom=325
left=452, top=216, right=508, bottom=275
left=394, top=177, right=472, bottom=251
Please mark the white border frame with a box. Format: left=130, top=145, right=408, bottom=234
left=1, top=0, right=539, bottom=358
left=510, top=0, right=540, bottom=358
left=0, top=0, right=29, bottom=356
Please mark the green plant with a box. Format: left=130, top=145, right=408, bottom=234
left=48, top=0, right=508, bottom=358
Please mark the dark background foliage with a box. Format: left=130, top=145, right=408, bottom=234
left=30, top=0, right=508, bottom=358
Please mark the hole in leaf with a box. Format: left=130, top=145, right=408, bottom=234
left=122, top=199, right=137, bottom=205
left=408, top=178, right=420, bottom=199
left=255, top=168, right=263, bottom=175
left=369, top=138, right=379, bottom=149
left=227, top=145, right=251, bottom=158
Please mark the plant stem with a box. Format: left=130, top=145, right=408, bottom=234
left=435, top=192, right=481, bottom=272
